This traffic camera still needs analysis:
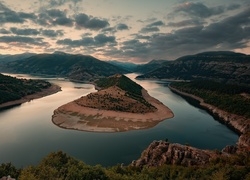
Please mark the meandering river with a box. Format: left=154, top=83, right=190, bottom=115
left=0, top=73, right=238, bottom=167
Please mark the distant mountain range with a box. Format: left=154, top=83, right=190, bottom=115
left=0, top=53, right=128, bottom=81
left=0, top=51, right=249, bottom=85
left=137, top=51, right=250, bottom=86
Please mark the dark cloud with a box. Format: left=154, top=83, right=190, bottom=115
left=147, top=21, right=165, bottom=27
left=46, top=9, right=65, bottom=17
left=0, top=36, right=46, bottom=45
left=173, top=2, right=225, bottom=18
left=41, top=29, right=64, bottom=37
left=10, top=27, right=40, bottom=36
left=75, top=13, right=109, bottom=30
left=116, top=23, right=129, bottom=30
left=227, top=4, right=241, bottom=11
left=36, top=9, right=73, bottom=27
left=0, top=2, right=35, bottom=24
left=94, top=34, right=116, bottom=45
left=139, top=27, right=160, bottom=33
left=0, top=28, right=11, bottom=34
left=111, top=8, right=250, bottom=62
left=168, top=19, right=205, bottom=27
left=57, top=34, right=116, bottom=47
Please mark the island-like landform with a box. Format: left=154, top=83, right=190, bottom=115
left=0, top=73, right=61, bottom=109
left=52, top=74, right=173, bottom=132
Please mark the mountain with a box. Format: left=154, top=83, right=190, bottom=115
left=0, top=53, right=36, bottom=64
left=136, top=51, right=250, bottom=86
left=0, top=53, right=128, bottom=81
left=107, top=60, right=137, bottom=72
left=135, top=59, right=170, bottom=73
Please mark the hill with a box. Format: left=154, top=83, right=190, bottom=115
left=0, top=73, right=60, bottom=108
left=135, top=59, right=170, bottom=73
left=52, top=74, right=173, bottom=132
left=136, top=51, right=250, bottom=86
left=0, top=53, right=128, bottom=81
left=107, top=60, right=137, bottom=72
left=0, top=53, right=36, bottom=64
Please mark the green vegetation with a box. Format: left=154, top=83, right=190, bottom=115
left=1, top=151, right=249, bottom=179
left=0, top=73, right=51, bottom=104
left=0, top=53, right=128, bottom=81
left=171, top=80, right=250, bottom=118
left=95, top=74, right=155, bottom=110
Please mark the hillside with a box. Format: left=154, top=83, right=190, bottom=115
left=135, top=59, right=170, bottom=73
left=0, top=73, right=60, bottom=108
left=52, top=74, right=173, bottom=132
left=0, top=53, right=36, bottom=64
left=136, top=51, right=250, bottom=86
left=0, top=53, right=128, bottom=81
left=107, top=60, right=137, bottom=72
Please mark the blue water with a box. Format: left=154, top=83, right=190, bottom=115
left=0, top=73, right=238, bottom=167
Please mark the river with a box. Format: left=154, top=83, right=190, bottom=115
left=0, top=73, right=238, bottom=167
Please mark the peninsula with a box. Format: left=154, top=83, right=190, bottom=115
left=52, top=74, right=173, bottom=132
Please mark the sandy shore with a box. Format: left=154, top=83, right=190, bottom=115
left=0, top=84, right=61, bottom=109
left=52, top=89, right=174, bottom=132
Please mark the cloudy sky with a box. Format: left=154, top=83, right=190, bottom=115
left=0, top=0, right=249, bottom=63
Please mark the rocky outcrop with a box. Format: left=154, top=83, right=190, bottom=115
left=131, top=141, right=220, bottom=167
left=169, top=85, right=250, bottom=151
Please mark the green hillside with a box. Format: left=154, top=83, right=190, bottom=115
left=0, top=53, right=128, bottom=81
left=137, top=51, right=250, bottom=86
left=0, top=73, right=51, bottom=104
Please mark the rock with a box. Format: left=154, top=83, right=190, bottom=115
left=131, top=141, right=219, bottom=167
left=222, top=145, right=238, bottom=154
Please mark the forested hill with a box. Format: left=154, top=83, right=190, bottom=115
left=0, top=73, right=51, bottom=104
left=0, top=53, right=128, bottom=82
left=136, top=51, right=250, bottom=86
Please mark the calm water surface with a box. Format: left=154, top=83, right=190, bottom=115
left=0, top=73, right=238, bottom=167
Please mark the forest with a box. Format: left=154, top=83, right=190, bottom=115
left=0, top=73, right=51, bottom=104
left=170, top=80, right=250, bottom=118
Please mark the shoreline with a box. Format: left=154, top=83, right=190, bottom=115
left=168, top=85, right=250, bottom=151
left=0, top=84, right=61, bottom=110
left=52, top=89, right=174, bottom=132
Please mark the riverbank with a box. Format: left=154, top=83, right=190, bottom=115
left=168, top=85, right=250, bottom=151
left=52, top=88, right=174, bottom=132
left=0, top=84, right=61, bottom=109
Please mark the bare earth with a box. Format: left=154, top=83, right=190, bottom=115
left=52, top=89, right=174, bottom=132
left=0, top=84, right=61, bottom=109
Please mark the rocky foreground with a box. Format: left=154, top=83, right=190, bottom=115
left=131, top=140, right=239, bottom=167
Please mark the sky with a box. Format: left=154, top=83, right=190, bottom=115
left=0, top=0, right=249, bottom=63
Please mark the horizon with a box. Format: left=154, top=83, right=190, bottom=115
left=0, top=0, right=249, bottom=63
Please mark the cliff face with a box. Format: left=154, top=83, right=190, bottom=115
left=131, top=141, right=220, bottom=167
left=169, top=86, right=250, bottom=151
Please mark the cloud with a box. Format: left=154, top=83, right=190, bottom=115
left=41, top=29, right=64, bottom=37
left=10, top=27, right=40, bottom=36
left=0, top=2, right=36, bottom=24
left=0, top=36, right=46, bottom=45
left=139, top=27, right=160, bottom=33
left=75, top=13, right=109, bottom=30
left=57, top=34, right=116, bottom=47
left=0, top=28, right=11, bottom=34
left=227, top=4, right=241, bottom=11
left=173, top=2, right=225, bottom=18
left=116, top=23, right=129, bottom=30
left=113, top=8, right=250, bottom=62
left=147, top=21, right=165, bottom=27
left=168, top=19, right=205, bottom=27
